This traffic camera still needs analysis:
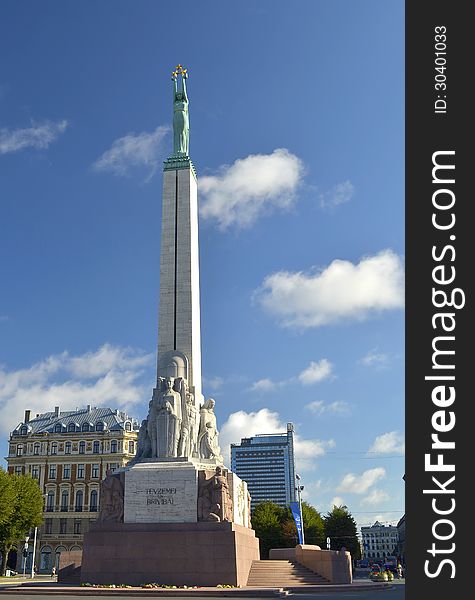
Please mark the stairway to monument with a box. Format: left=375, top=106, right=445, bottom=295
left=246, top=559, right=329, bottom=587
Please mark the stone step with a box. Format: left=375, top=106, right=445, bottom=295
left=246, top=560, right=330, bottom=587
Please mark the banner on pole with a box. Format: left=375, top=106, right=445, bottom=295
left=289, top=501, right=303, bottom=545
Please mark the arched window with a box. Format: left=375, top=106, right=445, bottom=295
left=54, top=546, right=67, bottom=570
left=124, top=421, right=132, bottom=432
left=95, top=422, right=104, bottom=432
left=75, top=490, right=83, bottom=512
left=60, top=490, right=69, bottom=511
left=79, top=441, right=86, bottom=454
left=46, top=490, right=55, bottom=512
left=54, top=423, right=62, bottom=433
left=128, top=440, right=135, bottom=454
left=20, top=426, right=28, bottom=435
left=82, top=422, right=89, bottom=432
left=68, top=423, right=76, bottom=433
left=110, top=440, right=118, bottom=453
left=40, top=546, right=52, bottom=572
left=90, top=490, right=98, bottom=511
left=51, top=442, right=58, bottom=455
left=93, top=440, right=100, bottom=454
left=65, top=441, right=71, bottom=455
left=34, top=443, right=40, bottom=455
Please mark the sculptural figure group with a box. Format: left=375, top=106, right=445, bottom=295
left=197, top=466, right=233, bottom=523
left=133, top=376, right=222, bottom=462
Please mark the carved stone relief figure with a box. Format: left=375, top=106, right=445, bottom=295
left=247, top=491, right=252, bottom=528
left=197, top=467, right=233, bottom=522
left=98, top=470, right=124, bottom=523
left=177, top=381, right=197, bottom=457
left=156, top=377, right=182, bottom=457
left=197, top=399, right=222, bottom=461
left=130, top=419, right=152, bottom=464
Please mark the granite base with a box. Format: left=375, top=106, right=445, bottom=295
left=80, top=521, right=260, bottom=587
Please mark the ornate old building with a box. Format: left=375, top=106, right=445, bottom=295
left=6, top=406, right=139, bottom=573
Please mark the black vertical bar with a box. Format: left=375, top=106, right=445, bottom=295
left=406, top=2, right=470, bottom=598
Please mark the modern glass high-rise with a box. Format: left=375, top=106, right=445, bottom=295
left=231, top=423, right=297, bottom=509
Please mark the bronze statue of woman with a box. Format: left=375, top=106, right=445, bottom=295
left=172, top=66, right=189, bottom=155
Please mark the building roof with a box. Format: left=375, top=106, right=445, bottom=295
left=11, top=406, right=140, bottom=436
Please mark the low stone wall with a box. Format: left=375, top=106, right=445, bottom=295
left=269, top=548, right=297, bottom=560
left=58, top=550, right=82, bottom=584
left=294, top=544, right=352, bottom=584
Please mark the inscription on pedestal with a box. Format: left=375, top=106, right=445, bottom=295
left=124, top=462, right=198, bottom=523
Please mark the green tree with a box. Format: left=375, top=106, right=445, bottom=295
left=324, top=505, right=361, bottom=560
left=251, top=501, right=287, bottom=559
left=0, top=473, right=44, bottom=576
left=302, top=502, right=325, bottom=546
left=0, top=470, right=15, bottom=527
left=252, top=500, right=326, bottom=557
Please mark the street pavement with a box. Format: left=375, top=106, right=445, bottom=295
left=0, top=584, right=405, bottom=600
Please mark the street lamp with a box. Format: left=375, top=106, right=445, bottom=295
left=296, top=473, right=305, bottom=545
left=30, top=526, right=37, bottom=578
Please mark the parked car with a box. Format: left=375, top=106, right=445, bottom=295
left=359, top=560, right=369, bottom=568
left=385, top=564, right=398, bottom=574
left=370, top=565, right=381, bottom=574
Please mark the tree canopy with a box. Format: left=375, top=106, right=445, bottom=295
left=251, top=500, right=360, bottom=560
left=0, top=470, right=44, bottom=575
left=251, top=501, right=325, bottom=558
left=323, top=504, right=361, bottom=559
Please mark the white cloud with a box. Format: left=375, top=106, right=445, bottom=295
left=219, top=408, right=334, bottom=470
left=199, top=148, right=304, bottom=229
left=360, top=348, right=389, bottom=369
left=202, top=375, right=224, bottom=391
left=305, top=400, right=351, bottom=416
left=249, top=378, right=281, bottom=392
left=0, top=344, right=154, bottom=436
left=337, top=467, right=386, bottom=494
left=92, top=125, right=169, bottom=180
left=0, top=120, right=68, bottom=155
left=249, top=358, right=333, bottom=392
left=256, top=249, right=404, bottom=328
left=298, top=359, right=333, bottom=385
left=330, top=496, right=346, bottom=509
left=295, top=437, right=335, bottom=472
left=362, top=489, right=390, bottom=506
left=368, top=431, right=405, bottom=455
left=319, top=180, right=355, bottom=210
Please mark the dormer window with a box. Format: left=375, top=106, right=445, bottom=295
left=54, top=423, right=62, bottom=433
left=20, top=426, right=28, bottom=435
left=124, top=421, right=132, bottom=432
left=82, top=423, right=90, bottom=432
left=68, top=423, right=76, bottom=433
left=95, top=422, right=104, bottom=432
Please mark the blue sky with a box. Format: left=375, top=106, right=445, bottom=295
left=0, top=0, right=404, bottom=530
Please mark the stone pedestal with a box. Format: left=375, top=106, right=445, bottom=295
left=124, top=459, right=210, bottom=523
left=80, top=521, right=260, bottom=587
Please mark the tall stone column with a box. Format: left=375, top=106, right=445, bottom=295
left=157, top=158, right=202, bottom=404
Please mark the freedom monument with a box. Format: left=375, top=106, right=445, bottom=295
left=78, top=66, right=260, bottom=586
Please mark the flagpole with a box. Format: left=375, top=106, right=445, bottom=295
left=296, top=473, right=305, bottom=545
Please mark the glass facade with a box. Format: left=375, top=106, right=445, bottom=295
left=231, top=422, right=297, bottom=509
